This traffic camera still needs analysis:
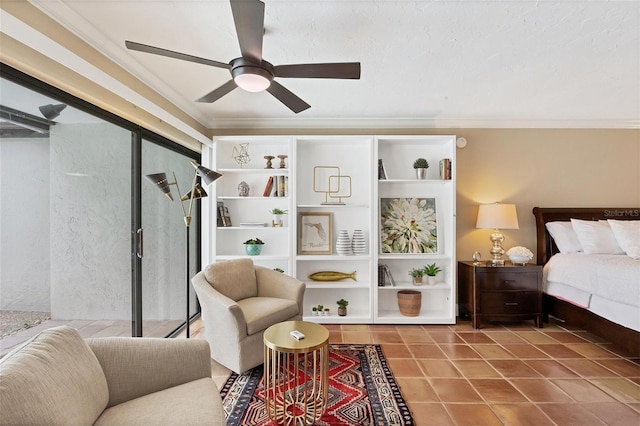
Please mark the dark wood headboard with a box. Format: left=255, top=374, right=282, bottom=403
left=532, top=207, right=640, bottom=265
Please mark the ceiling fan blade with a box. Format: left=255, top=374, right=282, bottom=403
left=125, top=40, right=230, bottom=69
left=273, top=62, right=361, bottom=79
left=196, top=80, right=238, bottom=103
left=230, top=0, right=265, bottom=63
left=266, top=81, right=310, bottom=114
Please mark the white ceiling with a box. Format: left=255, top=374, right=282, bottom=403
left=28, top=0, right=640, bottom=130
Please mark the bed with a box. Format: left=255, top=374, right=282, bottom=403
left=533, top=207, right=640, bottom=357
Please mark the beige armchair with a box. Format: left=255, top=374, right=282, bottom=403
left=192, top=258, right=305, bottom=374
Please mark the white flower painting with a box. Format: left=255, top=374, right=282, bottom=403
left=380, top=198, right=438, bottom=253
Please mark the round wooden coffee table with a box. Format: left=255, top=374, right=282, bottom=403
left=263, top=321, right=329, bottom=425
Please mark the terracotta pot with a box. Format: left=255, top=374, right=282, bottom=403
left=397, top=290, right=421, bottom=317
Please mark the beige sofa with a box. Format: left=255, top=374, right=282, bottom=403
left=192, top=258, right=305, bottom=374
left=0, top=325, right=224, bottom=425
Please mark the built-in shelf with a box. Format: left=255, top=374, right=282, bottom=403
left=209, top=134, right=455, bottom=324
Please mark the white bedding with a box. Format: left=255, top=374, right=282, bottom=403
left=543, top=253, right=640, bottom=332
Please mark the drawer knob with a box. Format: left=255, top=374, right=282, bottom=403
left=505, top=302, right=518, bottom=306
left=503, top=280, right=516, bottom=284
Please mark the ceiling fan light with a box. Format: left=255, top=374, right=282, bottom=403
left=233, top=66, right=272, bottom=92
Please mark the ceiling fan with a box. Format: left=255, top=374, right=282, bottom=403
left=125, top=0, right=361, bottom=113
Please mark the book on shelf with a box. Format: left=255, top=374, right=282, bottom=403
left=216, top=201, right=224, bottom=227
left=378, top=264, right=395, bottom=287
left=384, top=265, right=396, bottom=287
left=439, top=158, right=451, bottom=180
left=263, top=176, right=274, bottom=197
left=378, top=159, right=388, bottom=180
left=218, top=205, right=232, bottom=227
left=276, top=175, right=286, bottom=197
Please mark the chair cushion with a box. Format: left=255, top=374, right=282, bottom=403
left=203, top=258, right=257, bottom=301
left=94, top=378, right=223, bottom=426
left=0, top=326, right=109, bottom=426
left=238, top=297, right=300, bottom=335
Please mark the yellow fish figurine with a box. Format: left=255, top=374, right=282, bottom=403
left=308, top=271, right=357, bottom=282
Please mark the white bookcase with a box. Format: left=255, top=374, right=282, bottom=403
left=210, top=136, right=294, bottom=274
left=375, top=136, right=456, bottom=324
left=207, top=135, right=456, bottom=324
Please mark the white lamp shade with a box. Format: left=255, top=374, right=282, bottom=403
left=476, top=203, right=519, bottom=230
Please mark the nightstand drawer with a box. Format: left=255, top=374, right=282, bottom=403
left=479, top=272, right=539, bottom=291
left=481, top=291, right=538, bottom=315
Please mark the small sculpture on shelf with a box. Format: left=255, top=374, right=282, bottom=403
left=277, top=154, right=288, bottom=169
left=238, top=181, right=250, bottom=197
left=264, top=155, right=275, bottom=169
left=232, top=143, right=250, bottom=167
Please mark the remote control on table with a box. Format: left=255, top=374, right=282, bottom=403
left=290, top=330, right=305, bottom=340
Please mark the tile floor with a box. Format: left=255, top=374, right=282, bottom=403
left=189, top=319, right=640, bottom=426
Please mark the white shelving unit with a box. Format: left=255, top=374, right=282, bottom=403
left=210, top=136, right=294, bottom=274
left=294, top=136, right=374, bottom=323
left=375, top=135, right=456, bottom=324
left=207, top=134, right=455, bottom=324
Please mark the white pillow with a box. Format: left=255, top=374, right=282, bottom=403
left=570, top=219, right=625, bottom=255
left=607, top=220, right=640, bottom=259
left=545, top=221, right=583, bottom=253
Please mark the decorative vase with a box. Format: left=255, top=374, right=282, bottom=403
left=336, top=230, right=352, bottom=255
left=415, top=168, right=427, bottom=179
left=244, top=244, right=263, bottom=255
left=427, top=276, right=437, bottom=285
left=351, top=229, right=367, bottom=255
left=397, top=290, right=422, bottom=316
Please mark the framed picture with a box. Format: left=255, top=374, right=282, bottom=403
left=380, top=197, right=438, bottom=253
left=298, top=212, right=332, bottom=254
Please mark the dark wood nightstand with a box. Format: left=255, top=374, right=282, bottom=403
left=458, top=261, right=543, bottom=329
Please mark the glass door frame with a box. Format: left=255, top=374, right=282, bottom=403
left=1, top=64, right=202, bottom=338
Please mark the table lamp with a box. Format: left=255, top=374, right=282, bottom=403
left=476, top=203, right=519, bottom=265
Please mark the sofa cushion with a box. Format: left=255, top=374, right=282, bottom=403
left=94, top=378, right=223, bottom=426
left=204, top=258, right=257, bottom=301
left=0, top=325, right=109, bottom=426
left=238, top=297, right=299, bottom=335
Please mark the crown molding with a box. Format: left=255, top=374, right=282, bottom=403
left=206, top=117, right=640, bottom=131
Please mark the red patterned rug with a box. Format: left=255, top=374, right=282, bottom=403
left=220, top=344, right=414, bottom=425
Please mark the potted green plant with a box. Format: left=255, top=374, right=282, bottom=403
left=413, top=157, right=429, bottom=179
left=243, top=237, right=264, bottom=255
left=269, top=208, right=288, bottom=227
left=408, top=267, right=425, bottom=285
left=337, top=299, right=349, bottom=316
left=423, top=263, right=442, bottom=285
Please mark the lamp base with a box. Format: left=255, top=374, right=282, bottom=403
left=489, top=229, right=506, bottom=267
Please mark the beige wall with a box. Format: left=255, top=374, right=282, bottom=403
left=212, top=128, right=640, bottom=262
left=455, top=128, right=639, bottom=262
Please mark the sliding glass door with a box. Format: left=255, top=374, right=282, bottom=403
left=141, top=140, right=200, bottom=337
left=0, top=67, right=201, bottom=349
